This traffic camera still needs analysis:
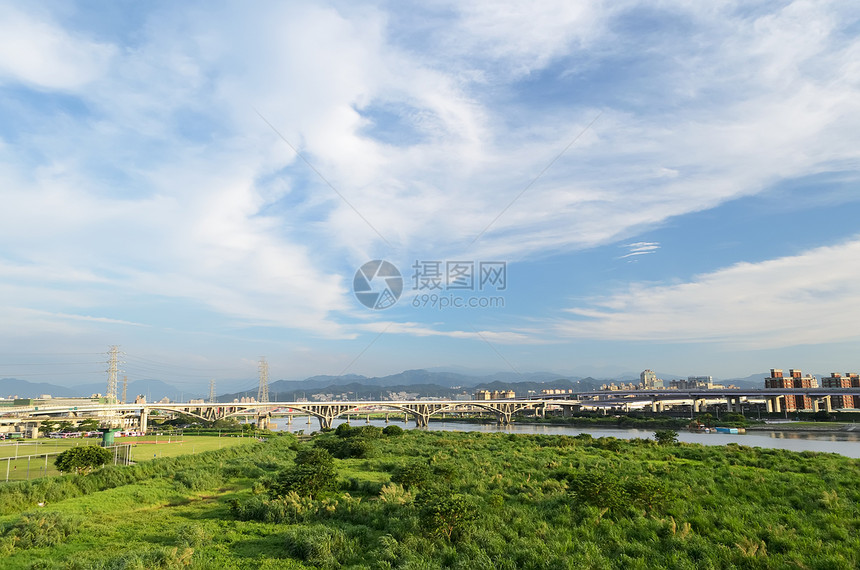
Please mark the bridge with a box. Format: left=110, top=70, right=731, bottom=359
left=3, top=388, right=858, bottom=432
left=0, top=399, right=551, bottom=431
left=560, top=387, right=860, bottom=414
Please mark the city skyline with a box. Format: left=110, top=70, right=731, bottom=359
left=2, top=2, right=860, bottom=386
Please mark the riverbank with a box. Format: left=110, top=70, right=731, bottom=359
left=746, top=421, right=860, bottom=433
left=429, top=415, right=734, bottom=430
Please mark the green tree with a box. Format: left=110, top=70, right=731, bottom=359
left=696, top=413, right=715, bottom=428
left=415, top=489, right=476, bottom=541
left=382, top=425, right=404, bottom=437
left=654, top=429, right=679, bottom=445
left=391, top=462, right=433, bottom=490
left=272, top=448, right=337, bottom=498
left=78, top=418, right=101, bottom=431
left=54, top=446, right=113, bottom=475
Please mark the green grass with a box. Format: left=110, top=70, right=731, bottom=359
left=0, top=436, right=256, bottom=482
left=1, top=431, right=859, bottom=568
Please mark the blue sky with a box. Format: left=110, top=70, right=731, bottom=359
left=1, top=0, right=860, bottom=392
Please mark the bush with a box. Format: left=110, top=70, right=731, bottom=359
left=382, top=425, right=404, bottom=437
left=654, top=430, right=679, bottom=445
left=284, top=525, right=356, bottom=568
left=567, top=471, right=668, bottom=513
left=415, top=489, right=477, bottom=541
left=568, top=471, right=629, bottom=511
left=272, top=448, right=337, bottom=498
left=1, top=512, right=78, bottom=551
left=55, top=446, right=113, bottom=475
left=391, top=462, right=433, bottom=490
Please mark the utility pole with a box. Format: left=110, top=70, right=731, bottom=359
left=121, top=375, right=128, bottom=404
left=106, top=346, right=122, bottom=403
left=258, top=357, right=269, bottom=403
left=209, top=379, right=216, bottom=404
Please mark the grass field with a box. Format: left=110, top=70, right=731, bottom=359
left=3, top=429, right=860, bottom=568
left=0, top=435, right=256, bottom=482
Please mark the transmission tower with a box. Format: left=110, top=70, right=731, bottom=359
left=209, top=379, right=216, bottom=404
left=106, top=346, right=121, bottom=403
left=121, top=375, right=128, bottom=404
left=257, top=357, right=269, bottom=403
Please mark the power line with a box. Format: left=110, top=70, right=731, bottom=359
left=0, top=361, right=105, bottom=366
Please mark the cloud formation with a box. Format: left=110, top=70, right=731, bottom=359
left=0, top=0, right=858, bottom=371
left=560, top=237, right=860, bottom=348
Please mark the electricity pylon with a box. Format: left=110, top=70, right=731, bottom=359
left=257, top=357, right=269, bottom=403
left=105, top=346, right=122, bottom=403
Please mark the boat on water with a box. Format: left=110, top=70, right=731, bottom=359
left=714, top=427, right=746, bottom=434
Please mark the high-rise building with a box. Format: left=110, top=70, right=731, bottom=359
left=640, top=369, right=662, bottom=389
left=765, top=368, right=817, bottom=410
left=822, top=373, right=859, bottom=409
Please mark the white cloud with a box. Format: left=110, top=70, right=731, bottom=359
left=0, top=5, right=115, bottom=89
left=1, top=0, right=859, bottom=350
left=619, top=242, right=660, bottom=259
left=361, top=321, right=537, bottom=344
left=557, top=237, right=860, bottom=347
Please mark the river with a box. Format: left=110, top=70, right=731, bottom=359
left=269, top=416, right=860, bottom=458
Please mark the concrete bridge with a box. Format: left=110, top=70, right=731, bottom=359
left=563, top=388, right=860, bottom=414
left=0, top=399, right=551, bottom=431
left=4, top=388, right=858, bottom=433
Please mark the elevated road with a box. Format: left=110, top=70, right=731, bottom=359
left=0, top=399, right=552, bottom=430
left=2, top=388, right=855, bottom=430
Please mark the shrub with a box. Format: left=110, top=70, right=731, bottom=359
left=284, top=525, right=356, bottom=568
left=568, top=471, right=629, bottom=511
left=272, top=447, right=337, bottom=498
left=382, top=425, right=404, bottom=437
left=390, top=462, right=433, bottom=490
left=2, top=512, right=78, bottom=551
left=335, top=423, right=356, bottom=438
left=339, top=438, right=378, bottom=459
left=654, top=430, right=679, bottom=445
left=415, top=488, right=477, bottom=541
left=55, top=446, right=113, bottom=475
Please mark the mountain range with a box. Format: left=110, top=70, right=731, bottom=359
left=1, top=369, right=776, bottom=402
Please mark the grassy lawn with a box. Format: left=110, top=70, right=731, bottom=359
left=0, top=435, right=256, bottom=482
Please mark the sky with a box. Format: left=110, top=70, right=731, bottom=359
left=1, top=0, right=860, bottom=393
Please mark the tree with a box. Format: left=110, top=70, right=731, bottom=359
left=415, top=488, right=476, bottom=541
left=78, top=418, right=101, bottom=431
left=391, top=462, right=433, bottom=490
left=382, top=425, right=404, bottom=437
left=272, top=448, right=337, bottom=498
left=654, top=429, right=678, bottom=445
left=55, top=446, right=113, bottom=475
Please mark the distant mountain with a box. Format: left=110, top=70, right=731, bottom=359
left=0, top=377, right=198, bottom=402
left=0, top=378, right=80, bottom=399
left=717, top=372, right=769, bottom=388
left=218, top=369, right=594, bottom=402
left=471, top=377, right=602, bottom=394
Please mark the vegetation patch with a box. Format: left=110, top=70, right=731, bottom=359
left=2, top=430, right=860, bottom=569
